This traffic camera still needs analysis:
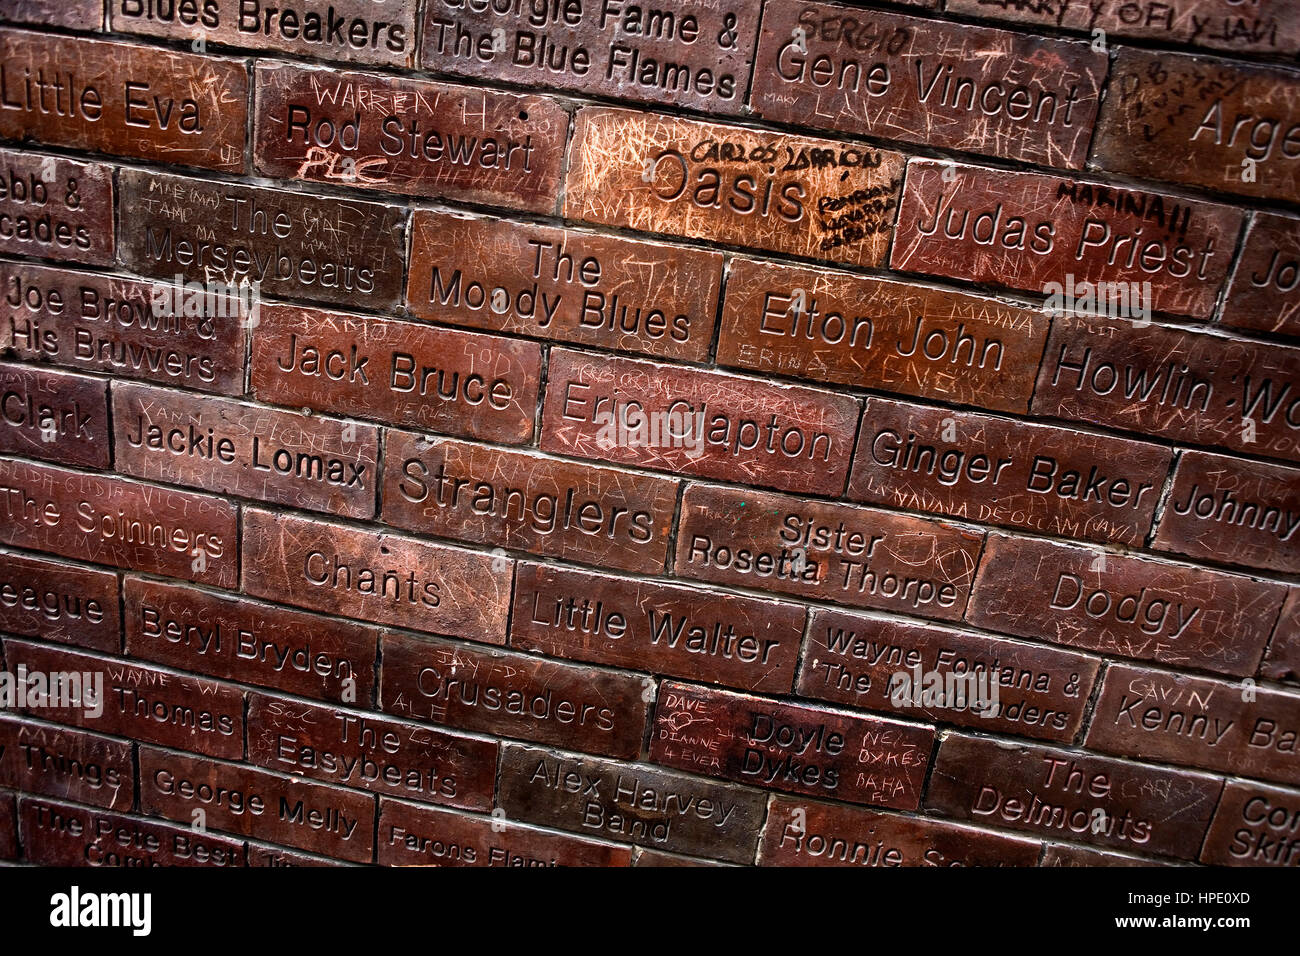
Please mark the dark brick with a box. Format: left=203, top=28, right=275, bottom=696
left=0, top=549, right=119, bottom=652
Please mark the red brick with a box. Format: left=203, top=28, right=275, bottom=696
left=138, top=746, right=376, bottom=863
left=1222, top=213, right=1300, bottom=337
left=112, top=382, right=380, bottom=519
left=0, top=362, right=108, bottom=468
left=718, top=257, right=1048, bottom=413
left=254, top=63, right=567, bottom=213
left=967, top=534, right=1284, bottom=676
left=1262, top=588, right=1300, bottom=683
left=633, top=848, right=731, bottom=867
left=1040, top=843, right=1173, bottom=866
left=849, top=397, right=1171, bottom=544
left=378, top=799, right=632, bottom=868
left=406, top=211, right=723, bottom=362
left=250, top=304, right=540, bottom=445
left=0, top=28, right=246, bottom=171
left=1, top=0, right=102, bottom=30
left=890, top=160, right=1243, bottom=319
left=0, top=262, right=246, bottom=394
left=3, top=639, right=244, bottom=759
left=0, top=549, right=119, bottom=652
left=511, top=562, right=805, bottom=695
left=0, top=715, right=132, bottom=810
left=247, top=692, right=496, bottom=811
left=650, top=680, right=933, bottom=809
left=1085, top=662, right=1300, bottom=786
left=759, top=795, right=1041, bottom=866
left=241, top=507, right=512, bottom=645
left=675, top=482, right=983, bottom=621
left=1201, top=779, right=1300, bottom=866
left=0, top=791, right=13, bottom=860
left=925, top=732, right=1222, bottom=859
left=19, top=795, right=244, bottom=867
left=752, top=0, right=1104, bottom=167
left=0, top=457, right=237, bottom=587
left=1153, top=450, right=1300, bottom=574
left=541, top=348, right=860, bottom=495
left=247, top=842, right=349, bottom=867
left=123, top=575, right=378, bottom=703
left=564, top=107, right=906, bottom=267
left=382, top=431, right=676, bottom=574
left=380, top=631, right=650, bottom=760
left=0, top=148, right=114, bottom=265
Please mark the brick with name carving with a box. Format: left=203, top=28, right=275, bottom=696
left=407, top=211, right=722, bottom=362
left=925, top=732, right=1223, bottom=859
left=718, top=257, right=1048, bottom=413
left=675, top=482, right=983, bottom=621
left=848, top=396, right=1171, bottom=544
left=1153, top=450, right=1300, bottom=574
left=118, top=169, right=406, bottom=310
left=0, top=457, right=237, bottom=587
left=759, top=795, right=1041, bottom=866
left=0, top=550, right=118, bottom=651
left=382, top=431, right=676, bottom=574
left=752, top=0, right=1104, bottom=167
left=1201, top=779, right=1300, bottom=866
left=247, top=842, right=348, bottom=867
left=541, top=348, right=860, bottom=495
left=496, top=742, right=766, bottom=863
left=0, top=716, right=131, bottom=811
left=241, top=507, right=512, bottom=644
left=112, top=382, right=380, bottom=519
left=123, top=576, right=378, bottom=703
left=1, top=0, right=102, bottom=30
left=0, top=148, right=113, bottom=265
left=890, top=160, right=1243, bottom=319
left=511, top=562, right=805, bottom=694
left=138, top=746, right=376, bottom=863
left=564, top=107, right=906, bottom=266
left=967, top=534, right=1284, bottom=676
left=250, top=304, right=539, bottom=445
left=798, top=608, right=1099, bottom=743
left=650, top=680, right=933, bottom=808
left=0, top=362, right=107, bottom=468
left=0, top=28, right=246, bottom=171
left=1262, top=588, right=1300, bottom=683
left=1093, top=47, right=1300, bottom=202
left=1223, top=213, right=1300, bottom=337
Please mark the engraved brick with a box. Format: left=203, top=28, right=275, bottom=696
left=0, top=148, right=113, bottom=265
left=718, top=257, right=1048, bottom=413
left=849, top=397, right=1171, bottom=544
left=138, top=746, right=376, bottom=863
left=241, top=507, right=512, bottom=644
left=1262, top=588, right=1300, bottom=683
left=247, top=842, right=348, bottom=867
left=1201, top=779, right=1300, bottom=866
left=0, top=29, right=246, bottom=171
left=752, top=0, right=1104, bottom=167
left=112, top=382, right=380, bottom=519
left=759, top=795, right=1041, bottom=866
left=247, top=693, right=496, bottom=811
left=0, top=792, right=13, bottom=860
left=1, top=0, right=102, bottom=30
left=1223, top=212, right=1300, bottom=338
left=564, top=107, right=906, bottom=266
left=1034, top=314, right=1300, bottom=462
left=378, top=799, right=633, bottom=868
left=890, top=159, right=1243, bottom=319
left=111, top=0, right=417, bottom=67
left=381, top=431, right=676, bottom=574
left=650, top=680, right=932, bottom=809
left=675, top=482, right=983, bottom=621
left=0, top=362, right=108, bottom=468
left=254, top=63, right=567, bottom=213
left=497, top=742, right=766, bottom=863
left=798, top=608, right=1100, bottom=743
left=1153, top=450, right=1300, bottom=574
left=1085, top=662, right=1300, bottom=785
left=0, top=457, right=237, bottom=587
left=0, top=716, right=132, bottom=810
left=250, top=304, right=540, bottom=445
left=1093, top=47, right=1300, bottom=202
left=2, top=639, right=244, bottom=759
left=0, top=549, right=118, bottom=652
left=19, top=796, right=244, bottom=867
left=633, top=848, right=731, bottom=866
left=511, top=562, right=805, bottom=694
left=118, top=169, right=406, bottom=310
left=925, top=732, right=1222, bottom=859
left=406, top=210, right=723, bottom=362
left=123, top=575, right=378, bottom=703
left=967, top=534, right=1284, bottom=676
left=418, top=0, right=758, bottom=114
left=541, top=349, right=860, bottom=495
left=0, top=262, right=246, bottom=394
left=1040, top=843, right=1173, bottom=866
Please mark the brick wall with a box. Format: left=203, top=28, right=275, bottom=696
left=0, top=0, right=1297, bottom=867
